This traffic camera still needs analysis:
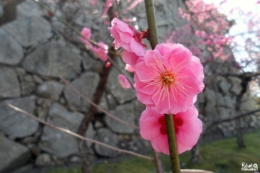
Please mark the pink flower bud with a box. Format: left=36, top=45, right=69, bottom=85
left=80, top=27, right=92, bottom=49
left=93, top=42, right=108, bottom=62
left=105, top=62, right=111, bottom=68
left=118, top=74, right=131, bottom=89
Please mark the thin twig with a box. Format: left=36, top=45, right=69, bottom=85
left=7, top=104, right=153, bottom=161
left=60, top=76, right=139, bottom=129
left=33, top=0, right=118, bottom=56
left=34, top=0, right=135, bottom=88
left=152, top=145, right=164, bottom=173
left=107, top=54, right=135, bottom=88
left=218, top=72, right=260, bottom=78
left=203, top=108, right=260, bottom=133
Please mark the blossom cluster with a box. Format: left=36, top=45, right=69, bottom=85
left=174, top=1, right=235, bottom=61
left=80, top=27, right=131, bottom=89
left=80, top=27, right=108, bottom=62
left=80, top=17, right=204, bottom=155
left=108, top=18, right=205, bottom=155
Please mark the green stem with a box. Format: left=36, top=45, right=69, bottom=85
left=144, top=1, right=164, bottom=173
left=144, top=0, right=180, bottom=172
left=144, top=0, right=159, bottom=49
left=165, top=114, right=181, bottom=173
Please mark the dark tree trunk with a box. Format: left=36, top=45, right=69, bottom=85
left=236, top=119, right=246, bottom=148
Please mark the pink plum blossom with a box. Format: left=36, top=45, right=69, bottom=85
left=134, top=43, right=204, bottom=114
left=89, top=0, right=96, bottom=6
left=118, top=74, right=131, bottom=89
left=80, top=27, right=92, bottom=49
left=139, top=106, right=202, bottom=154
left=122, top=50, right=140, bottom=66
left=125, top=64, right=135, bottom=72
left=102, top=0, right=113, bottom=16
left=109, top=18, right=146, bottom=65
left=93, top=42, right=108, bottom=62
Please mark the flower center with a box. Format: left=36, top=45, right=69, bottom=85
left=158, top=115, right=183, bottom=135
left=159, top=71, right=176, bottom=87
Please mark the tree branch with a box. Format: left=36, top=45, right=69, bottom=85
left=204, top=108, right=260, bottom=132
left=7, top=104, right=153, bottom=161
left=60, top=76, right=139, bottom=130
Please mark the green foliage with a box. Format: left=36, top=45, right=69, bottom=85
left=92, top=130, right=260, bottom=173
left=41, top=131, right=260, bottom=173
left=41, top=166, right=82, bottom=173
left=178, top=130, right=260, bottom=173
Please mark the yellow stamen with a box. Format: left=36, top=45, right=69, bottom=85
left=159, top=71, right=175, bottom=87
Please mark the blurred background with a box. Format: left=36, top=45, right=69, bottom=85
left=0, top=0, right=259, bottom=173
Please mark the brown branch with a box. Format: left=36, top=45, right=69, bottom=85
left=77, top=46, right=114, bottom=136
left=152, top=144, right=165, bottom=173
left=7, top=104, right=153, bottom=161
left=35, top=0, right=136, bottom=89
left=106, top=54, right=135, bottom=88
left=203, top=108, right=260, bottom=132
left=60, top=77, right=139, bottom=130
left=33, top=0, right=118, bottom=56
left=218, top=72, right=260, bottom=78
left=114, top=0, right=122, bottom=20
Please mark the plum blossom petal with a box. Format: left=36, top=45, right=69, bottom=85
left=109, top=18, right=136, bottom=49
left=176, top=70, right=202, bottom=96
left=102, top=0, right=113, bottom=16
left=190, top=56, right=204, bottom=82
left=112, top=18, right=133, bottom=35
left=125, top=64, right=135, bottom=72
left=118, top=74, right=131, bottom=89
left=136, top=91, right=154, bottom=105
left=134, top=74, right=157, bottom=95
left=122, top=50, right=140, bottom=66
left=150, top=138, right=160, bottom=151
left=155, top=43, right=174, bottom=56
left=139, top=106, right=162, bottom=122
left=93, top=42, right=108, bottom=61
left=80, top=27, right=92, bottom=49
left=155, top=134, right=169, bottom=155
left=140, top=117, right=161, bottom=140
left=168, top=46, right=192, bottom=72
left=109, top=18, right=146, bottom=65
left=134, top=43, right=204, bottom=114
left=139, top=106, right=202, bottom=155
left=130, top=38, right=146, bottom=56
left=143, top=49, right=166, bottom=67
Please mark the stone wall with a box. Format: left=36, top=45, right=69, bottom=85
left=199, top=61, right=260, bottom=141
left=0, top=0, right=260, bottom=172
